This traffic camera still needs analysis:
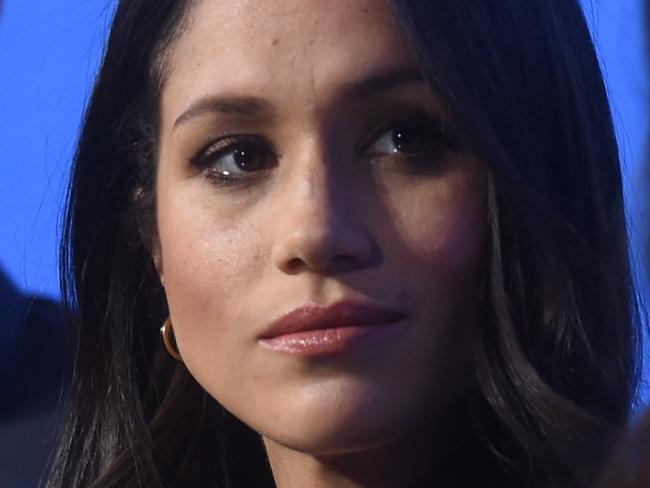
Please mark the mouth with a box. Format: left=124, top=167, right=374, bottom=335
left=258, top=300, right=408, bottom=357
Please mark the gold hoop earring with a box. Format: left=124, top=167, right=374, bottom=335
left=160, top=318, right=183, bottom=361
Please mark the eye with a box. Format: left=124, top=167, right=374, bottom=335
left=191, top=135, right=277, bottom=184
left=361, top=115, right=456, bottom=163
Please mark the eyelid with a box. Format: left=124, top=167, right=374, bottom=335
left=190, top=133, right=275, bottom=168
left=356, top=112, right=456, bottom=156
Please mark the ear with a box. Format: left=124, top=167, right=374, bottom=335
left=131, top=185, right=164, bottom=286
left=152, top=240, right=165, bottom=287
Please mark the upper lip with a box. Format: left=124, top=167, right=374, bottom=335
left=259, top=300, right=407, bottom=339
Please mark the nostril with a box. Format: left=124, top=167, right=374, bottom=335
left=283, top=250, right=376, bottom=275
left=285, top=257, right=307, bottom=274
left=271, top=211, right=378, bottom=275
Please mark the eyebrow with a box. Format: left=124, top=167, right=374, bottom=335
left=173, top=96, right=274, bottom=129
left=337, top=67, right=425, bottom=105
left=172, top=67, right=425, bottom=130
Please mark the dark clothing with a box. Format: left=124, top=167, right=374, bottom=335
left=0, top=270, right=67, bottom=488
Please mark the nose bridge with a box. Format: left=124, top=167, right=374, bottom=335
left=270, top=144, right=374, bottom=275
left=283, top=134, right=351, bottom=225
left=299, top=150, right=337, bottom=218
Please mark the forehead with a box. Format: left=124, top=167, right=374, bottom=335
left=162, top=0, right=417, bottom=120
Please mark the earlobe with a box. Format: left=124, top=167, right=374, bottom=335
left=152, top=242, right=165, bottom=287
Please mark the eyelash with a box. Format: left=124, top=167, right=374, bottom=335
left=190, top=134, right=277, bottom=187
left=358, top=114, right=458, bottom=165
left=189, top=113, right=458, bottom=187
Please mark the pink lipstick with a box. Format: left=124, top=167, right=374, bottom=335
left=258, top=300, right=407, bottom=357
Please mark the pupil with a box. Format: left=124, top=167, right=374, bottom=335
left=392, top=123, right=423, bottom=153
left=233, top=144, right=263, bottom=171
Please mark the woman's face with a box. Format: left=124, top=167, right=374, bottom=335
left=155, top=0, right=487, bottom=455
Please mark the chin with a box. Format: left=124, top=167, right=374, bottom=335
left=263, top=420, right=405, bottom=457
left=249, top=385, right=421, bottom=456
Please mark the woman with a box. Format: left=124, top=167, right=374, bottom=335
left=44, top=0, right=641, bottom=487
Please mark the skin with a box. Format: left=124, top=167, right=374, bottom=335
left=153, top=0, right=488, bottom=486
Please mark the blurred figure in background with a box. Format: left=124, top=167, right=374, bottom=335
left=0, top=268, right=67, bottom=488
left=596, top=410, right=650, bottom=487
left=0, top=3, right=69, bottom=487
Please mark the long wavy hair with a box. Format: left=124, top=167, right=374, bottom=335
left=44, top=1, right=642, bottom=487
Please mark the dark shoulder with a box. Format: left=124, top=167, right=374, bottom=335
left=0, top=294, right=67, bottom=419
left=0, top=282, right=68, bottom=488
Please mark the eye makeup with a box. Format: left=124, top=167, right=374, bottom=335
left=185, top=106, right=462, bottom=189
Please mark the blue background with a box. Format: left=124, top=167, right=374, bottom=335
left=0, top=0, right=648, bottom=404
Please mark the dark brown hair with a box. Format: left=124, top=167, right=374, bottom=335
left=45, top=1, right=642, bottom=487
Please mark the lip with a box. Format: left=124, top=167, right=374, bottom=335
left=258, top=300, right=407, bottom=357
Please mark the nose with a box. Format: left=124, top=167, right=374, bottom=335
left=270, top=163, right=377, bottom=275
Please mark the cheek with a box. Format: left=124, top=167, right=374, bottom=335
left=155, top=185, right=267, bottom=376
left=386, top=166, right=488, bottom=280
left=374, top=165, right=487, bottom=416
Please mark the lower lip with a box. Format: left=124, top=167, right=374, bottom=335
left=259, top=322, right=404, bottom=357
